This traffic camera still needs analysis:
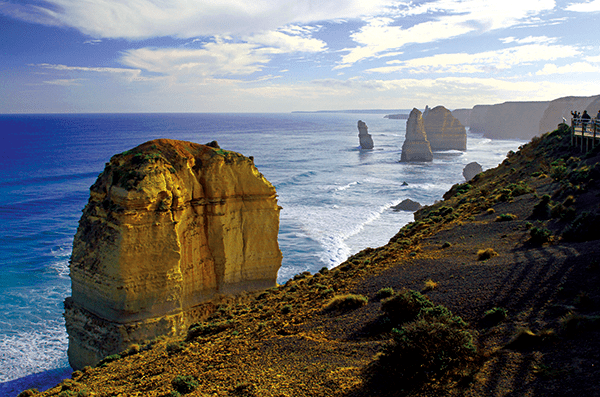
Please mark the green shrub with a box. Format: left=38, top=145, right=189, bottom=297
left=532, top=194, right=552, bottom=219
left=495, top=213, right=517, bottom=222
left=171, top=375, right=199, bottom=394
left=529, top=226, right=552, bottom=245
left=482, top=307, right=507, bottom=326
left=375, top=287, right=395, bottom=300
left=324, top=294, right=368, bottom=311
left=97, top=354, right=121, bottom=367
left=186, top=320, right=234, bottom=341
left=375, top=317, right=476, bottom=387
left=551, top=165, right=568, bottom=180
left=281, top=304, right=293, bottom=314
left=381, top=290, right=435, bottom=325
left=441, top=241, right=452, bottom=248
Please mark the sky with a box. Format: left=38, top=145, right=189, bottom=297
left=1, top=0, right=600, bottom=113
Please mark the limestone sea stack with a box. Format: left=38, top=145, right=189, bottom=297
left=422, top=105, right=467, bottom=151
left=400, top=108, right=433, bottom=162
left=463, top=161, right=483, bottom=181
left=65, top=139, right=282, bottom=369
left=357, top=120, right=374, bottom=149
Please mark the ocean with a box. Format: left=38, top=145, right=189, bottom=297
left=0, top=112, right=525, bottom=395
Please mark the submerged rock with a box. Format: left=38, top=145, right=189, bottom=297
left=463, top=161, right=483, bottom=181
left=423, top=105, right=467, bottom=151
left=357, top=120, right=374, bottom=149
left=401, top=108, right=433, bottom=162
left=65, top=139, right=282, bottom=369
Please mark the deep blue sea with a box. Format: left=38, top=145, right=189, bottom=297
left=0, top=113, right=525, bottom=395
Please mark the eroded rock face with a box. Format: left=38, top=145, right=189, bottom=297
left=539, top=95, right=600, bottom=135
left=469, top=101, right=549, bottom=140
left=357, top=120, right=374, bottom=149
left=401, top=108, right=433, bottom=162
left=422, top=105, right=466, bottom=151
left=463, top=162, right=483, bottom=181
left=65, top=139, right=282, bottom=369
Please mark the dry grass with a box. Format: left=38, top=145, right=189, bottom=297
left=477, top=248, right=498, bottom=261
left=423, top=279, right=439, bottom=291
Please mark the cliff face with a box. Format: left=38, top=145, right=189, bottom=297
left=423, top=105, right=466, bottom=151
left=539, top=94, right=600, bottom=135
left=451, top=109, right=472, bottom=127
left=401, top=108, right=433, bottom=162
left=65, top=139, right=282, bottom=369
left=357, top=120, right=374, bottom=149
left=470, top=101, right=549, bottom=140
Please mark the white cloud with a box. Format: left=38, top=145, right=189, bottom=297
left=565, top=0, right=600, bottom=12
left=120, top=30, right=327, bottom=79
left=42, top=78, right=86, bottom=86
left=366, top=43, right=580, bottom=74
left=0, top=0, right=390, bottom=39
left=34, top=63, right=144, bottom=80
left=336, top=0, right=556, bottom=68
left=499, top=35, right=558, bottom=44
left=536, top=62, right=600, bottom=74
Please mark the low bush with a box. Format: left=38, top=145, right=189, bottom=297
left=97, top=354, right=121, bottom=367
left=171, top=375, right=199, bottom=395
left=381, top=289, right=435, bottom=325
left=477, top=248, right=498, bottom=261
left=482, top=307, right=507, bottom=326
left=375, top=287, right=395, bottom=300
left=529, top=226, right=552, bottom=245
left=186, top=320, right=235, bottom=341
left=532, top=194, right=553, bottom=219
left=423, top=279, right=438, bottom=291
left=372, top=293, right=476, bottom=390
left=324, top=294, right=368, bottom=311
left=495, top=213, right=517, bottom=222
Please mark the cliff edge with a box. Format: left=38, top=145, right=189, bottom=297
left=65, top=139, right=282, bottom=369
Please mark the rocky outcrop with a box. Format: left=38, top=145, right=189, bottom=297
left=391, top=198, right=422, bottom=212
left=422, top=105, right=467, bottom=151
left=401, top=109, right=433, bottom=162
left=470, top=101, right=549, bottom=140
left=357, top=120, right=374, bottom=149
left=451, top=109, right=472, bottom=127
left=539, top=94, right=600, bottom=135
left=463, top=162, right=483, bottom=181
left=65, top=139, right=282, bottom=369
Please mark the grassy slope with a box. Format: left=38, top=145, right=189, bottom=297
left=34, top=124, right=600, bottom=397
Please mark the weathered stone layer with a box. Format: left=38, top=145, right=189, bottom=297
left=66, top=139, right=282, bottom=369
left=423, top=105, right=466, bottom=151
left=401, top=108, right=433, bottom=162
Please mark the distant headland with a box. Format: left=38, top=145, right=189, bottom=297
left=291, top=109, right=411, bottom=114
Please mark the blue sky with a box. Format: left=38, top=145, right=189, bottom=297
left=1, top=0, right=599, bottom=113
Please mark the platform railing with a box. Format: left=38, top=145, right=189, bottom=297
left=571, top=117, right=600, bottom=151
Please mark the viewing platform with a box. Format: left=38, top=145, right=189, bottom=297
left=571, top=117, right=600, bottom=151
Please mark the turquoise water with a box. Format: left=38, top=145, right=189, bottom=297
left=0, top=113, right=524, bottom=394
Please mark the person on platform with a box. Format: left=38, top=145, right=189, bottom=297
left=581, top=110, right=591, bottom=133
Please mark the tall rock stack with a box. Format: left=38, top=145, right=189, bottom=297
left=65, top=139, right=282, bottom=369
left=401, top=108, right=433, bottom=162
left=357, top=120, right=374, bottom=149
left=423, top=105, right=467, bottom=151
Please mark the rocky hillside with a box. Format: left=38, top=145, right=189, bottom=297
left=28, top=124, right=600, bottom=397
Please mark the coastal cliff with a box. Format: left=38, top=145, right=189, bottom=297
left=422, top=105, right=466, bottom=151
left=539, top=94, right=600, bottom=135
left=469, top=101, right=549, bottom=140
left=65, top=139, right=282, bottom=369
left=400, top=108, right=433, bottom=162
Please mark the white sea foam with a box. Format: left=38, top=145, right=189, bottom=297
left=0, top=320, right=68, bottom=383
